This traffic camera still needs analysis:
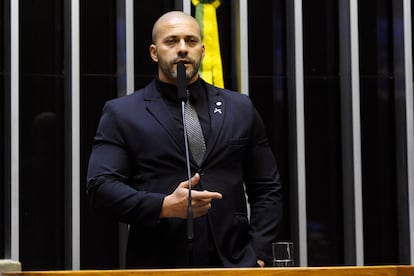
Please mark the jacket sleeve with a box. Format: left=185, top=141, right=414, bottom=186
left=86, top=101, right=165, bottom=226
left=244, top=105, right=283, bottom=265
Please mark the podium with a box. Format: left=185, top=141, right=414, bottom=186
left=3, top=266, right=414, bottom=276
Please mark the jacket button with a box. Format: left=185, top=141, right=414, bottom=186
left=198, top=170, right=205, bottom=176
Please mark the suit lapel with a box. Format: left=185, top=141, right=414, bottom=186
left=144, top=81, right=185, bottom=154
left=204, top=85, right=225, bottom=161
left=143, top=80, right=226, bottom=165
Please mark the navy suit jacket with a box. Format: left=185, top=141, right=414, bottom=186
left=87, top=79, right=282, bottom=268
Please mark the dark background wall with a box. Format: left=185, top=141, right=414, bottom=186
left=1, top=0, right=412, bottom=270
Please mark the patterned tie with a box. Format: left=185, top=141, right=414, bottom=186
left=184, top=90, right=206, bottom=165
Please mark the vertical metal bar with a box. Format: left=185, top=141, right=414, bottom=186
left=286, top=0, right=307, bottom=266
left=71, top=0, right=81, bottom=270
left=339, top=0, right=364, bottom=265
left=349, top=0, right=364, bottom=265
left=293, top=0, right=307, bottom=266
left=10, top=0, right=19, bottom=261
left=392, top=0, right=409, bottom=264
left=3, top=0, right=11, bottom=259
left=339, top=0, right=355, bottom=265
left=116, top=0, right=127, bottom=97
left=182, top=0, right=191, bottom=14
left=402, top=0, right=414, bottom=265
left=231, top=0, right=249, bottom=95
left=339, top=0, right=352, bottom=264
left=400, top=0, right=414, bottom=264
left=116, top=0, right=135, bottom=267
left=239, top=0, right=249, bottom=95
left=125, top=0, right=135, bottom=95
left=118, top=0, right=135, bottom=97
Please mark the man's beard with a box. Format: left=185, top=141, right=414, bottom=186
left=161, top=58, right=201, bottom=81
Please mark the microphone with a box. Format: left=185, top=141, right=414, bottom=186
left=177, top=62, right=194, bottom=265
left=177, top=62, right=188, bottom=102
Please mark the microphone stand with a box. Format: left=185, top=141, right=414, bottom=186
left=177, top=62, right=194, bottom=266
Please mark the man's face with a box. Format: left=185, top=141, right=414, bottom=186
left=150, top=15, right=205, bottom=85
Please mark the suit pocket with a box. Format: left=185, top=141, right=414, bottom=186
left=225, top=137, right=248, bottom=161
left=229, top=137, right=248, bottom=146
left=230, top=213, right=250, bottom=255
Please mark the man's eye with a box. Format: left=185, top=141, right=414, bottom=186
left=187, top=39, right=198, bottom=45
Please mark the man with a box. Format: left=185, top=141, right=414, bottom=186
left=87, top=11, right=282, bottom=268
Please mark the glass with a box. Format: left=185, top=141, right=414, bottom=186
left=272, top=242, right=294, bottom=267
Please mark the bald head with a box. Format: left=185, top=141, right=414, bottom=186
left=149, top=11, right=205, bottom=85
left=152, top=11, right=202, bottom=44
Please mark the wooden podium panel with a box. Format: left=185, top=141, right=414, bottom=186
left=3, top=266, right=414, bottom=276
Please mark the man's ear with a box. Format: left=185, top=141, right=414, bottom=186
left=201, top=44, right=205, bottom=59
left=149, top=44, right=158, bottom=62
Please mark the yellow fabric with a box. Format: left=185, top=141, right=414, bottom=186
left=192, top=0, right=224, bottom=88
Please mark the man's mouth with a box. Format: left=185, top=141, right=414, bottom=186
left=175, top=58, right=191, bottom=65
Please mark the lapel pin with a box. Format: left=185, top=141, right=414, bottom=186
left=214, top=108, right=222, bottom=114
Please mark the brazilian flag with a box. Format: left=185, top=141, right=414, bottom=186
left=192, top=0, right=224, bottom=88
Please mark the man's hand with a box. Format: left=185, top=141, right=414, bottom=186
left=160, top=173, right=223, bottom=218
left=257, top=259, right=265, bottom=267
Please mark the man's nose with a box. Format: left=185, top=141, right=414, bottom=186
left=177, top=39, right=188, bottom=53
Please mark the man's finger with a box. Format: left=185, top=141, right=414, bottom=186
left=192, top=190, right=223, bottom=200
left=179, top=173, right=201, bottom=188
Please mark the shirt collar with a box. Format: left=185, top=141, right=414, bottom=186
left=156, top=77, right=204, bottom=103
